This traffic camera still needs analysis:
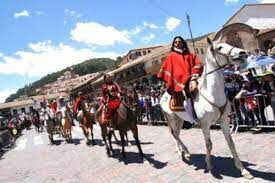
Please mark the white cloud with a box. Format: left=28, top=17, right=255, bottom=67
left=0, top=40, right=120, bottom=77
left=143, top=22, right=159, bottom=29
left=165, top=17, right=181, bottom=32
left=14, top=10, right=30, bottom=18
left=64, top=9, right=82, bottom=19
left=142, top=33, right=156, bottom=43
left=34, top=11, right=44, bottom=15
left=128, top=26, right=142, bottom=35
left=70, top=22, right=132, bottom=46
left=0, top=89, right=16, bottom=103
left=260, top=0, right=275, bottom=3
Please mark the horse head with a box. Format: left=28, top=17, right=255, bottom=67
left=206, top=36, right=247, bottom=67
left=60, top=106, right=68, bottom=118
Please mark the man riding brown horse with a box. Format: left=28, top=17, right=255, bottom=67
left=101, top=74, right=122, bottom=130
left=73, top=92, right=86, bottom=126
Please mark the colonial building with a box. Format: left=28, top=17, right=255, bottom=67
left=70, top=72, right=104, bottom=100
left=215, top=3, right=275, bottom=53
left=0, top=92, right=68, bottom=117
left=118, top=45, right=163, bottom=67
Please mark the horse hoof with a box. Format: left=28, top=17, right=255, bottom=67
left=242, top=169, right=254, bottom=179
left=183, top=153, right=191, bottom=161
left=143, top=158, right=150, bottom=164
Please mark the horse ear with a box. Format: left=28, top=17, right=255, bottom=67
left=216, top=34, right=223, bottom=43
left=207, top=37, right=212, bottom=46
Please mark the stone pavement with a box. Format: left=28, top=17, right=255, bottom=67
left=0, top=124, right=274, bottom=183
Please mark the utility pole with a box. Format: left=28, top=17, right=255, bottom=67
left=186, top=13, right=197, bottom=55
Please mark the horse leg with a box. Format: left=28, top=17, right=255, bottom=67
left=101, top=126, right=110, bottom=157
left=131, top=125, right=144, bottom=158
left=90, top=127, right=95, bottom=145
left=108, top=130, right=114, bottom=156
left=112, top=130, right=119, bottom=143
left=125, top=132, right=129, bottom=146
left=201, top=124, right=213, bottom=172
left=82, top=126, right=89, bottom=145
left=69, top=127, right=72, bottom=143
left=164, top=113, right=190, bottom=160
left=119, top=131, right=126, bottom=158
left=174, top=121, right=191, bottom=160
left=220, top=120, right=253, bottom=179
left=48, top=131, right=54, bottom=144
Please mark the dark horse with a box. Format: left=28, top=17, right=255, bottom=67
left=32, top=114, right=42, bottom=132
left=96, top=92, right=144, bottom=158
left=80, top=104, right=95, bottom=146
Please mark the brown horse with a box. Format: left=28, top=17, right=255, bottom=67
left=96, top=96, right=144, bottom=158
left=60, top=107, right=72, bottom=143
left=80, top=104, right=95, bottom=145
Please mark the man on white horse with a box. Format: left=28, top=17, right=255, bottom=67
left=157, top=36, right=203, bottom=124
left=157, top=35, right=253, bottom=179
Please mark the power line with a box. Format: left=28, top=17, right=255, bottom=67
left=144, top=0, right=171, bottom=17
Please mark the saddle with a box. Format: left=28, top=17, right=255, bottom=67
left=169, top=92, right=185, bottom=111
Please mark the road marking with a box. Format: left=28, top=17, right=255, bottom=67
left=34, top=135, right=44, bottom=146
left=14, top=138, right=27, bottom=151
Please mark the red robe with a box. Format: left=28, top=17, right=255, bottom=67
left=73, top=96, right=84, bottom=115
left=157, top=51, right=202, bottom=92
left=50, top=102, right=57, bottom=113
left=101, top=82, right=121, bottom=111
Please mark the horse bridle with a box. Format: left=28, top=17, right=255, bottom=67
left=203, top=46, right=234, bottom=77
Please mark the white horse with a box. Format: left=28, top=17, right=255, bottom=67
left=160, top=36, right=253, bottom=179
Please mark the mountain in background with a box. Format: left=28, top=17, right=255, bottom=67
left=5, top=57, right=122, bottom=103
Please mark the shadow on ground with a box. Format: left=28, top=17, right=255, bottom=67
left=109, top=149, right=168, bottom=169
left=187, top=154, right=275, bottom=181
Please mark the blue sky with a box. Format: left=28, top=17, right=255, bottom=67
left=0, top=0, right=269, bottom=102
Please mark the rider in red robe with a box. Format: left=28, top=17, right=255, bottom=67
left=158, top=36, right=203, bottom=123
left=50, top=101, right=57, bottom=114
left=101, top=74, right=121, bottom=129
left=158, top=36, right=203, bottom=94
left=73, top=92, right=85, bottom=123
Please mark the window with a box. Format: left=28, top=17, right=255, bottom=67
left=21, top=108, right=25, bottom=113
left=196, top=48, right=199, bottom=54
left=200, top=48, right=204, bottom=54
left=148, top=50, right=151, bottom=53
left=13, top=109, right=17, bottom=115
left=143, top=51, right=147, bottom=55
left=135, top=51, right=141, bottom=57
left=29, top=106, right=34, bottom=112
left=152, top=60, right=159, bottom=65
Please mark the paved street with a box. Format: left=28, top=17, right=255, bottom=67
left=0, top=123, right=274, bottom=183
